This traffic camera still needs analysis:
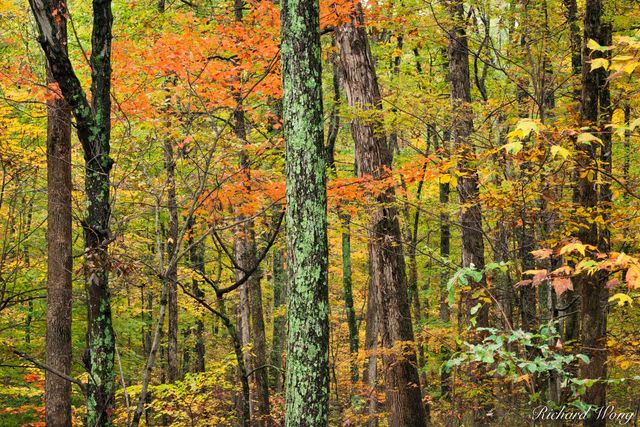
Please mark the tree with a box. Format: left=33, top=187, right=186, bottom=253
left=577, top=0, right=611, bottom=424
left=281, top=0, right=330, bottom=423
left=43, top=1, right=73, bottom=424
left=28, top=0, right=116, bottom=424
left=445, top=0, right=488, bottom=328
left=335, top=4, right=428, bottom=426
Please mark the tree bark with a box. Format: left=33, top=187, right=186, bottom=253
left=336, top=5, right=427, bottom=426
left=44, top=2, right=73, bottom=422
left=231, top=3, right=270, bottom=423
left=446, top=0, right=489, bottom=328
left=578, top=2, right=610, bottom=424
left=281, top=0, right=330, bottom=423
left=29, top=1, right=116, bottom=424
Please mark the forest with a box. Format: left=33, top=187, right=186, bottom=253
left=0, top=0, right=639, bottom=425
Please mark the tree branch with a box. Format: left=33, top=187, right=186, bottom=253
left=13, top=350, right=86, bottom=395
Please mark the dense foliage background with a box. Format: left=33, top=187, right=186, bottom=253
left=1, top=0, right=639, bottom=425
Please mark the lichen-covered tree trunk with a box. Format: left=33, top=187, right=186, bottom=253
left=335, top=5, right=427, bottom=426
left=446, top=0, right=489, bottom=328
left=44, top=2, right=73, bottom=421
left=578, top=1, right=610, bottom=424
left=29, top=0, right=116, bottom=424
left=281, top=0, right=329, bottom=423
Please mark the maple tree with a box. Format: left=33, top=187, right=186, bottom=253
left=0, top=0, right=640, bottom=425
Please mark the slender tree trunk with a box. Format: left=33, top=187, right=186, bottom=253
left=187, top=220, right=206, bottom=373
left=326, top=38, right=341, bottom=173
left=270, top=249, right=286, bottom=392
left=131, top=282, right=169, bottom=427
left=439, top=168, right=451, bottom=321
left=336, top=5, right=427, bottom=426
left=340, top=214, right=359, bottom=384
left=44, top=6, right=73, bottom=421
left=163, top=138, right=180, bottom=383
left=231, top=3, right=270, bottom=423
left=281, top=0, right=330, bottom=422
left=362, top=273, right=379, bottom=427
left=624, top=104, right=631, bottom=186
left=562, top=0, right=583, bottom=343
left=219, top=297, right=251, bottom=427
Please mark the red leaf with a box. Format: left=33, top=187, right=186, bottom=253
left=552, top=277, right=573, bottom=295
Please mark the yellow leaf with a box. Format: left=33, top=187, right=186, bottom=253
left=502, top=141, right=523, bottom=154
left=587, top=39, right=601, bottom=51
left=590, top=58, right=609, bottom=71
left=609, top=293, right=633, bottom=307
left=550, top=145, right=570, bottom=160
left=577, top=132, right=602, bottom=145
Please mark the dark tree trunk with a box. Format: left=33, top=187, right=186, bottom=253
left=340, top=214, right=359, bottom=384
left=281, top=0, right=330, bottom=423
left=562, top=0, right=583, bottom=343
left=336, top=5, right=428, bottom=426
left=164, top=137, right=179, bottom=383
left=578, top=2, right=610, bottom=424
left=44, top=3, right=73, bottom=422
left=439, top=148, right=451, bottom=323
left=446, top=0, right=489, bottom=328
left=187, top=218, right=206, bottom=373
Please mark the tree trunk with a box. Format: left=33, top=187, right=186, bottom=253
left=281, top=0, right=330, bottom=423
left=336, top=5, right=427, bottom=426
left=44, top=3, right=73, bottom=421
left=164, top=137, right=179, bottom=383
left=326, top=38, right=341, bottom=173
left=362, top=272, right=379, bottom=427
left=340, top=214, right=359, bottom=384
left=439, top=150, right=451, bottom=323
left=29, top=0, right=116, bottom=423
left=187, top=221, right=206, bottom=373
left=131, top=281, right=169, bottom=427
left=231, top=3, right=270, bottom=423
left=446, top=0, right=489, bottom=328
left=561, top=0, right=583, bottom=344
left=578, top=2, right=610, bottom=424
left=270, top=249, right=286, bottom=392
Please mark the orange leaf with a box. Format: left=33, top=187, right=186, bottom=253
left=552, top=277, right=573, bottom=296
